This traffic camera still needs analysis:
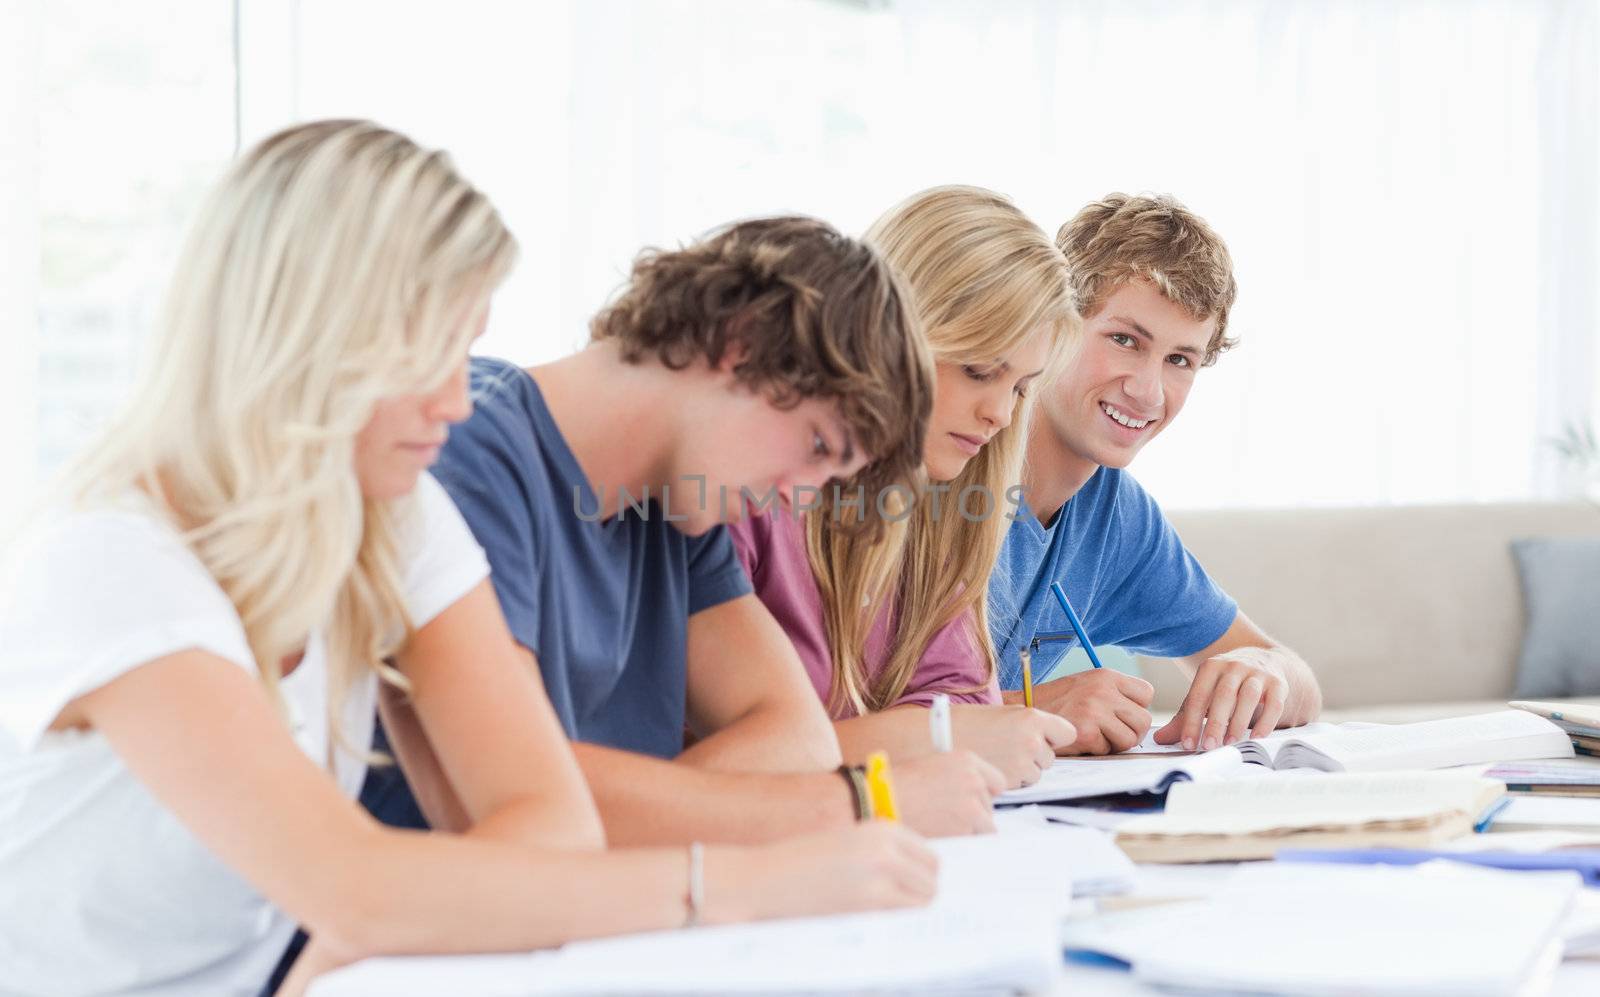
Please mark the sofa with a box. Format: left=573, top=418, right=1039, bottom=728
left=1139, top=502, right=1600, bottom=724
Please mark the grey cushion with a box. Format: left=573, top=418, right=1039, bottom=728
left=1512, top=536, right=1600, bottom=698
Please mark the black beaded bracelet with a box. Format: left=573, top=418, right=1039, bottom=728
left=836, top=764, right=871, bottom=821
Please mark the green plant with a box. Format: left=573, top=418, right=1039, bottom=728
left=1553, top=421, right=1599, bottom=473
left=1553, top=422, right=1600, bottom=504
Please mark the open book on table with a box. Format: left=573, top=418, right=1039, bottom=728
left=1001, top=709, right=1571, bottom=806
left=1234, top=709, right=1571, bottom=772
left=1111, top=770, right=1507, bottom=862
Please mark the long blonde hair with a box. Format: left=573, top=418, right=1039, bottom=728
left=62, top=120, right=518, bottom=744
left=806, top=186, right=1077, bottom=716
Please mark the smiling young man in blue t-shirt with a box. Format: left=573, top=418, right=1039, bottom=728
left=990, top=194, right=1322, bottom=755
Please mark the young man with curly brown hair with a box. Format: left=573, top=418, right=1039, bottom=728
left=365, top=216, right=1010, bottom=846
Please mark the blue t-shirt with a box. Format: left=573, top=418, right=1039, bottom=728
left=429, top=356, right=753, bottom=755
left=987, top=467, right=1237, bottom=690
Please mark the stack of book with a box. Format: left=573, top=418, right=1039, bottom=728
left=1511, top=701, right=1600, bottom=757
left=1485, top=760, right=1600, bottom=797
left=1112, top=771, right=1507, bottom=863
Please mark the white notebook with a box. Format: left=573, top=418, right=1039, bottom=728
left=998, top=748, right=1253, bottom=805
left=1063, top=861, right=1579, bottom=996
left=1488, top=795, right=1600, bottom=834
left=311, top=827, right=1071, bottom=996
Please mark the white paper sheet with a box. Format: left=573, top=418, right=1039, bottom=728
left=311, top=827, right=1070, bottom=996
left=1062, top=861, right=1579, bottom=996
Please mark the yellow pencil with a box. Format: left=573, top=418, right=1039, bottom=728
left=1021, top=647, right=1035, bottom=708
left=864, top=751, right=900, bottom=822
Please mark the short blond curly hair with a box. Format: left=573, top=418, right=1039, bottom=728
left=1057, top=193, right=1238, bottom=366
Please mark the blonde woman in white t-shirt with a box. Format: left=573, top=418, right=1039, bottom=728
left=0, top=120, right=934, bottom=997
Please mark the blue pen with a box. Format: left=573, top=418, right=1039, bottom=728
left=1050, top=582, right=1103, bottom=670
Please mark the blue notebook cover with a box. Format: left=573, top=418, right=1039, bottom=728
left=1276, top=847, right=1600, bottom=886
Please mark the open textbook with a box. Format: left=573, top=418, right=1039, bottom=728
left=1112, top=771, right=1506, bottom=862
left=1001, top=709, right=1571, bottom=806
left=1235, top=710, right=1571, bottom=771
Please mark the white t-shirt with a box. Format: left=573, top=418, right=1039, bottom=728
left=0, top=473, right=489, bottom=996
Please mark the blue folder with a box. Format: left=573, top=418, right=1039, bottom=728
left=1276, top=847, right=1600, bottom=886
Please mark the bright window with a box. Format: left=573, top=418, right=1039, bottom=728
left=9, top=0, right=1598, bottom=522
left=26, top=1, right=234, bottom=500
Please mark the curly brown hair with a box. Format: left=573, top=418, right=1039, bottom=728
left=590, top=216, right=933, bottom=535
left=1058, top=193, right=1238, bottom=366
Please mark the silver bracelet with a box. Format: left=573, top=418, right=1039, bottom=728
left=685, top=841, right=704, bottom=928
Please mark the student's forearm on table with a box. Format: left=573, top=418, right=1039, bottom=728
left=378, top=690, right=603, bottom=849
left=832, top=707, right=938, bottom=766
left=574, top=742, right=854, bottom=846
left=462, top=785, right=606, bottom=850
left=679, top=698, right=842, bottom=772
left=681, top=594, right=841, bottom=771
left=312, top=824, right=732, bottom=962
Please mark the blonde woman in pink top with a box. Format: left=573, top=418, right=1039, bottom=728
left=729, top=186, right=1080, bottom=789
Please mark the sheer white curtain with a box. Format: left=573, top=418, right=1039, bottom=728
left=1, top=2, right=40, bottom=528
left=2, top=1, right=232, bottom=528
left=12, top=0, right=1598, bottom=517
left=252, top=0, right=1600, bottom=507
left=1009, top=0, right=1598, bottom=508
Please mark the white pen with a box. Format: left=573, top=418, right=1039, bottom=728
left=930, top=693, right=953, bottom=753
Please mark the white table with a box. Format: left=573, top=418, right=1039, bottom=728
left=313, top=858, right=1600, bottom=996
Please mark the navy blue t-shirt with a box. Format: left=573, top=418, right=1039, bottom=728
left=429, top=356, right=752, bottom=755
left=987, top=467, right=1237, bottom=690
